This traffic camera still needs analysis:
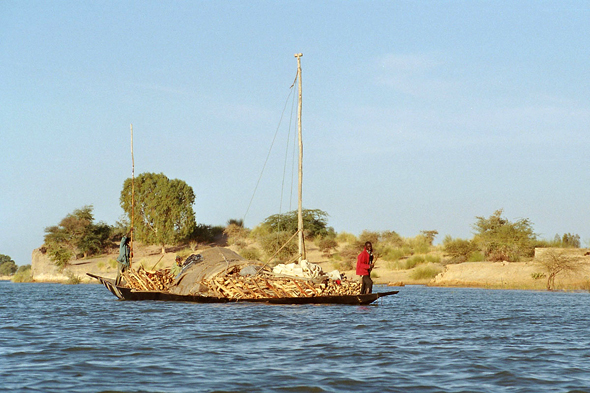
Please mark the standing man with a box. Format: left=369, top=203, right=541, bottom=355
left=356, top=241, right=375, bottom=294
left=115, top=231, right=132, bottom=285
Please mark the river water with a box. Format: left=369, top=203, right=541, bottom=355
left=1, top=281, right=590, bottom=393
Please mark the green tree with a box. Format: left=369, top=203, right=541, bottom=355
left=420, top=230, right=439, bottom=246
left=44, top=205, right=111, bottom=267
left=120, top=173, right=196, bottom=253
left=0, top=254, right=17, bottom=275
left=472, top=209, right=537, bottom=262
left=260, top=209, right=331, bottom=239
left=258, top=231, right=299, bottom=261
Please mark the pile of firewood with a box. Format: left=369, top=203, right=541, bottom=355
left=202, top=266, right=361, bottom=300
left=122, top=267, right=175, bottom=291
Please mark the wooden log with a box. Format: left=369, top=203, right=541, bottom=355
left=263, top=279, right=283, bottom=298
left=304, top=281, right=319, bottom=296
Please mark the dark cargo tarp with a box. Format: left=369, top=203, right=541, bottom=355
left=167, top=247, right=258, bottom=296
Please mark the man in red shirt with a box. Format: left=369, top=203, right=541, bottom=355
left=356, top=241, right=374, bottom=294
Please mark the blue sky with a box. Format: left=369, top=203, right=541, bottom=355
left=1, top=1, right=589, bottom=266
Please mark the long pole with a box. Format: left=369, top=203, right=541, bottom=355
left=295, top=53, right=305, bottom=262
left=130, top=124, right=135, bottom=269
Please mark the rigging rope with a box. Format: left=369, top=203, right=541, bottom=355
left=279, top=86, right=297, bottom=229
left=243, top=70, right=298, bottom=224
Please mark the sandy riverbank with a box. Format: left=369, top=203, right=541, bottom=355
left=24, top=244, right=590, bottom=291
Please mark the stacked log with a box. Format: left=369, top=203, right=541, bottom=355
left=201, top=266, right=361, bottom=300
left=123, top=267, right=175, bottom=291
left=122, top=263, right=362, bottom=299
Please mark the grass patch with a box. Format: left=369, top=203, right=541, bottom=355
left=405, top=255, right=426, bottom=269
left=425, top=254, right=442, bottom=263
left=410, top=264, right=442, bottom=280
left=386, top=260, right=404, bottom=270
left=382, top=246, right=412, bottom=261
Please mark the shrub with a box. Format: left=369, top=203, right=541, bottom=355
left=224, top=223, right=250, bottom=245
left=472, top=209, right=537, bottom=261
left=410, top=264, right=442, bottom=280
left=359, top=230, right=380, bottom=247
left=407, top=235, right=431, bottom=254
left=405, top=255, right=426, bottom=269
left=467, top=251, right=485, bottom=262
left=258, top=231, right=298, bottom=261
left=386, top=260, right=403, bottom=270
left=425, top=254, right=442, bottom=263
left=317, top=237, right=338, bottom=257
left=336, top=231, right=357, bottom=244
left=381, top=246, right=412, bottom=261
left=65, top=272, right=82, bottom=285
left=379, top=231, right=403, bottom=247
left=443, top=235, right=477, bottom=263
left=536, top=249, right=584, bottom=290
left=240, top=247, right=261, bottom=261
left=12, top=265, right=32, bottom=283
left=47, top=246, right=73, bottom=270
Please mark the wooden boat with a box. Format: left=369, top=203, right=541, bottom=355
left=87, top=273, right=398, bottom=305
left=88, top=54, right=399, bottom=306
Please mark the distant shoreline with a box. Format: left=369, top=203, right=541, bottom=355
left=25, top=245, right=590, bottom=292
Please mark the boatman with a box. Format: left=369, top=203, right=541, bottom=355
left=356, top=241, right=375, bottom=294
left=115, top=231, right=132, bottom=285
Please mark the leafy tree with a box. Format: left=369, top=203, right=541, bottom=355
left=78, top=222, right=112, bottom=257
left=258, top=231, right=299, bottom=261
left=472, top=209, right=537, bottom=261
left=187, top=224, right=225, bottom=250
left=0, top=254, right=14, bottom=265
left=44, top=206, right=112, bottom=267
left=120, top=173, right=196, bottom=253
left=420, top=230, right=439, bottom=246
left=227, top=218, right=244, bottom=227
left=260, top=209, right=331, bottom=239
left=552, top=233, right=581, bottom=248
left=0, top=254, right=17, bottom=276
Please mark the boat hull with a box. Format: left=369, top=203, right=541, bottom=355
left=87, top=273, right=398, bottom=305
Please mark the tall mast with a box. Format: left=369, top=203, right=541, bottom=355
left=295, top=53, right=305, bottom=262
left=130, top=124, right=135, bottom=269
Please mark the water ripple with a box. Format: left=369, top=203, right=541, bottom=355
left=2, top=283, right=590, bottom=392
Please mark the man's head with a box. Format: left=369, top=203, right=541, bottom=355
left=365, top=241, right=372, bottom=252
